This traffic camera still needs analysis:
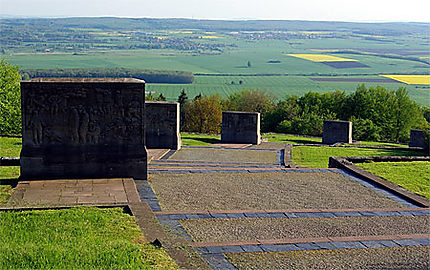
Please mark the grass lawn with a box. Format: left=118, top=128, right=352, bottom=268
left=0, top=137, right=21, bottom=157
left=358, top=161, right=430, bottom=199
left=0, top=167, right=20, bottom=180
left=292, top=146, right=423, bottom=168
left=0, top=207, right=178, bottom=269
left=263, top=133, right=321, bottom=144
left=181, top=133, right=220, bottom=146
left=0, top=185, right=13, bottom=205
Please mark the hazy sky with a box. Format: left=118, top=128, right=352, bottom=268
left=1, top=0, right=430, bottom=22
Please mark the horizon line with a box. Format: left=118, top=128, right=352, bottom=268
left=1, top=15, right=429, bottom=24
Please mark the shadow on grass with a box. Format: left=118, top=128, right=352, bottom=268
left=192, top=138, right=221, bottom=144
left=0, top=178, right=19, bottom=187
left=279, top=139, right=322, bottom=145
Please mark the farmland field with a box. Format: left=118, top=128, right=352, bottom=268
left=286, top=54, right=358, bottom=62
left=380, top=75, right=430, bottom=85
left=147, top=75, right=428, bottom=105
left=2, top=18, right=429, bottom=104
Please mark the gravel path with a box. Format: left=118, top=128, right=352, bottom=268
left=181, top=216, right=430, bottom=242
left=149, top=172, right=403, bottom=211
left=169, top=149, right=277, bottom=163
left=247, top=142, right=287, bottom=150
left=225, top=246, right=430, bottom=270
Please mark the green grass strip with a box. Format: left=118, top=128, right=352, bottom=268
left=0, top=207, right=178, bottom=269
left=358, top=161, right=430, bottom=199
left=292, top=146, right=423, bottom=168
left=0, top=185, right=13, bottom=205
left=0, top=137, right=21, bottom=157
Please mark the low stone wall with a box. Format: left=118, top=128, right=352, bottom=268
left=221, top=111, right=261, bottom=145
left=329, top=156, right=430, bottom=207
left=145, top=101, right=181, bottom=150
left=322, top=120, right=352, bottom=144
left=409, top=129, right=426, bottom=148
left=0, top=157, right=20, bottom=166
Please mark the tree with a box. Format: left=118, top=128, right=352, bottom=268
left=177, top=89, right=188, bottom=131
left=223, top=89, right=276, bottom=117
left=183, top=94, right=222, bottom=134
left=0, top=59, right=21, bottom=134
left=157, top=93, right=166, bottom=101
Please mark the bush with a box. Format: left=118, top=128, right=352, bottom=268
left=0, top=59, right=21, bottom=135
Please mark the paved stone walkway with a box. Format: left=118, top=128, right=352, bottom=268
left=7, top=178, right=131, bottom=207
left=139, top=143, right=430, bottom=269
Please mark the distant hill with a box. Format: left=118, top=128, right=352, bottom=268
left=1, top=17, right=429, bottom=35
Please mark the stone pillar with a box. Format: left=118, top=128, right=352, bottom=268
left=409, top=129, right=426, bottom=148
left=322, top=120, right=352, bottom=144
left=221, top=111, right=261, bottom=145
left=20, top=78, right=148, bottom=180
left=145, top=101, right=181, bottom=150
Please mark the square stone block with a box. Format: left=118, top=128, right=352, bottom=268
left=20, top=78, right=148, bottom=179
left=145, top=101, right=181, bottom=150
left=322, top=120, right=352, bottom=144
left=409, top=129, right=426, bottom=148
left=221, top=111, right=261, bottom=145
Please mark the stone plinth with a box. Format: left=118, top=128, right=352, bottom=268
left=409, top=129, right=426, bottom=148
left=145, top=101, right=181, bottom=150
left=221, top=111, right=261, bottom=145
left=322, top=120, right=352, bottom=144
left=20, top=78, right=148, bottom=180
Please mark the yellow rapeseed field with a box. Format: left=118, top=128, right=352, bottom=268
left=286, top=54, right=358, bottom=62
left=380, top=75, right=430, bottom=85
left=200, top=36, right=221, bottom=39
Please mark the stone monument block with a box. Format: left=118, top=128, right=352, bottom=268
left=322, top=120, right=352, bottom=144
left=20, top=78, right=148, bottom=179
left=221, top=111, right=261, bottom=145
left=145, top=101, right=181, bottom=150
left=409, top=129, right=426, bottom=148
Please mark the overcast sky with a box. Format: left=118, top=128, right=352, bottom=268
left=1, top=0, right=429, bottom=22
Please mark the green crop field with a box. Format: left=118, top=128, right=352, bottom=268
left=2, top=18, right=430, bottom=105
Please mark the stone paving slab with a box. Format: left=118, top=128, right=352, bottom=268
left=211, top=143, right=252, bottom=148
left=224, top=246, right=430, bottom=270
left=148, top=149, right=170, bottom=161
left=7, top=178, right=130, bottom=206
left=169, top=149, right=278, bottom=163
left=149, top=172, right=404, bottom=212
left=180, top=216, right=430, bottom=243
left=154, top=208, right=430, bottom=219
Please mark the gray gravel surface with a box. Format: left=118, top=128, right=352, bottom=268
left=181, top=216, right=430, bottom=242
left=225, top=246, right=430, bottom=270
left=149, top=172, right=403, bottom=211
left=247, top=142, right=287, bottom=150
left=169, top=149, right=277, bottom=163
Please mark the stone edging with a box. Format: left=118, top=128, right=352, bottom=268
left=0, top=157, right=20, bottom=166
left=329, top=156, right=430, bottom=207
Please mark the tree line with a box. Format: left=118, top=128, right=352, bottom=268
left=178, top=87, right=429, bottom=143
left=21, top=68, right=194, bottom=84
